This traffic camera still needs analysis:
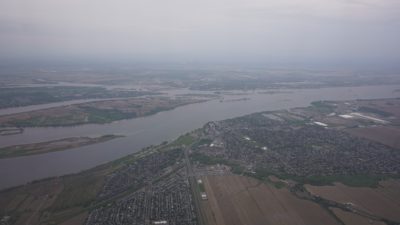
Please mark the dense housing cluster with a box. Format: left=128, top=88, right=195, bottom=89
left=100, top=148, right=182, bottom=199
left=195, top=110, right=400, bottom=177
left=86, top=169, right=197, bottom=225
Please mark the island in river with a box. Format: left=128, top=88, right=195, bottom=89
left=0, top=86, right=156, bottom=109
left=0, top=96, right=210, bottom=127
left=0, top=135, right=123, bottom=159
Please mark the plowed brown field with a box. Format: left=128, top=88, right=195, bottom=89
left=202, top=175, right=340, bottom=225
left=346, top=126, right=400, bottom=148
left=305, top=180, right=400, bottom=222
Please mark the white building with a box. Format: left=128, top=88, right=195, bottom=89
left=201, top=192, right=207, bottom=200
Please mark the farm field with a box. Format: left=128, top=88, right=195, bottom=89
left=305, top=180, right=400, bottom=222
left=201, top=175, right=340, bottom=225
left=331, top=208, right=386, bottom=225
left=356, top=98, right=400, bottom=120
left=0, top=179, right=64, bottom=225
left=346, top=126, right=400, bottom=148
left=0, top=163, right=109, bottom=225
left=59, top=212, right=88, bottom=225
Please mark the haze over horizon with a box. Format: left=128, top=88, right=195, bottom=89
left=0, top=0, right=399, bottom=67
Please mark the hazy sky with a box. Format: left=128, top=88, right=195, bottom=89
left=0, top=0, right=399, bottom=65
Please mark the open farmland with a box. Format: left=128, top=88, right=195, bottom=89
left=305, top=180, right=400, bottom=222
left=201, top=175, right=340, bottom=225
left=346, top=126, right=400, bottom=148
left=341, top=98, right=400, bottom=148
left=0, top=179, right=64, bottom=225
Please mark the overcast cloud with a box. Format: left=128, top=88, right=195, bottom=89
left=0, top=0, right=399, bottom=65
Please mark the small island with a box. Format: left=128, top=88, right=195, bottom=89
left=0, top=135, right=123, bottom=158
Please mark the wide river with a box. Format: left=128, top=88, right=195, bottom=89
left=1, top=85, right=399, bottom=190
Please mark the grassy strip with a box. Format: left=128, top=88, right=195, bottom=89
left=169, top=134, right=195, bottom=147
left=190, top=152, right=244, bottom=174
left=198, top=182, right=206, bottom=192
left=191, top=139, right=213, bottom=149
